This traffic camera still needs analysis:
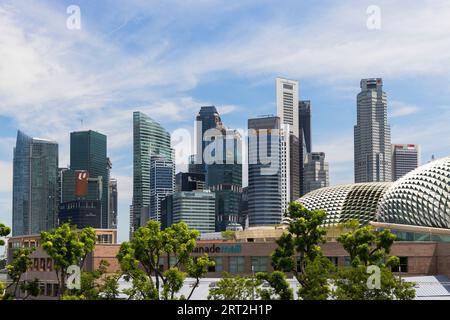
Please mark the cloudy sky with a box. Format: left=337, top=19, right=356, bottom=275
left=1, top=0, right=450, bottom=244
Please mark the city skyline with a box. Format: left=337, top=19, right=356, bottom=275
left=1, top=1, right=450, bottom=244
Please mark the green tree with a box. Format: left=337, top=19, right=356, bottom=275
left=64, top=259, right=109, bottom=300
left=271, top=202, right=333, bottom=300
left=334, top=220, right=415, bottom=300
left=99, top=273, right=122, bottom=300
left=5, top=247, right=34, bottom=298
left=221, top=230, right=236, bottom=240
left=19, top=278, right=40, bottom=300
left=40, top=224, right=96, bottom=297
left=208, top=273, right=261, bottom=300
left=0, top=223, right=11, bottom=246
left=256, top=271, right=293, bottom=300
left=117, top=221, right=211, bottom=300
left=185, top=254, right=215, bottom=300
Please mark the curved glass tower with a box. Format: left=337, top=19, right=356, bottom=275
left=12, top=130, right=58, bottom=236
left=131, top=111, right=174, bottom=235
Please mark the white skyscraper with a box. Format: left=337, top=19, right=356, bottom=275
left=303, top=152, right=329, bottom=194
left=354, top=78, right=392, bottom=183
left=392, top=144, right=420, bottom=181
left=279, top=124, right=291, bottom=214
left=276, top=77, right=299, bottom=138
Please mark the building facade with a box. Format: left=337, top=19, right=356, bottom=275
left=69, top=130, right=109, bottom=228
left=175, top=172, right=205, bottom=192
left=392, top=144, right=420, bottom=181
left=354, top=78, right=392, bottom=183
left=248, top=116, right=282, bottom=226
left=131, top=111, right=173, bottom=235
left=161, top=191, right=216, bottom=234
left=276, top=77, right=299, bottom=138
left=149, top=155, right=174, bottom=222
left=108, top=178, right=118, bottom=229
left=12, top=131, right=59, bottom=236
left=303, top=152, right=329, bottom=194
left=58, top=200, right=101, bottom=229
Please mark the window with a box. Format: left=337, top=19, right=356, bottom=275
left=47, top=258, right=53, bottom=272
left=391, top=257, right=408, bottom=273
left=53, top=284, right=59, bottom=297
left=46, top=283, right=52, bottom=296
left=208, top=257, right=223, bottom=273
left=229, top=257, right=245, bottom=273
left=33, top=258, right=39, bottom=271
left=40, top=258, right=46, bottom=271
left=296, top=256, right=302, bottom=272
left=169, top=256, right=177, bottom=268
left=344, top=256, right=352, bottom=267
left=251, top=257, right=268, bottom=272
left=39, top=283, right=45, bottom=296
left=327, top=256, right=338, bottom=267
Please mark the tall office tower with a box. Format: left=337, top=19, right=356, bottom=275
left=161, top=191, right=216, bottom=234
left=392, top=144, right=420, bottom=181
left=239, top=187, right=248, bottom=229
left=298, top=100, right=312, bottom=196
left=354, top=78, right=392, bottom=183
left=149, top=155, right=174, bottom=222
left=303, top=152, right=329, bottom=194
left=206, top=128, right=243, bottom=231
left=276, top=77, right=299, bottom=137
left=289, top=135, right=300, bottom=201
left=248, top=116, right=282, bottom=226
left=108, top=178, right=118, bottom=229
left=69, top=130, right=109, bottom=228
left=194, top=106, right=223, bottom=175
left=175, top=172, right=205, bottom=192
left=57, top=167, right=69, bottom=205
left=12, top=130, right=58, bottom=236
left=188, top=154, right=203, bottom=174
left=131, top=111, right=174, bottom=235
left=279, top=124, right=291, bottom=214
left=298, top=100, right=312, bottom=153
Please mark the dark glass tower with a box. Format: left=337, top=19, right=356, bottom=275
left=69, top=130, right=109, bottom=228
left=149, top=155, right=174, bottom=222
left=299, top=100, right=312, bottom=196
left=12, top=130, right=59, bottom=235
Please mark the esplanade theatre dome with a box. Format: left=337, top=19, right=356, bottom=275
left=297, top=156, right=450, bottom=229
left=377, top=156, right=450, bottom=228
left=298, top=182, right=392, bottom=227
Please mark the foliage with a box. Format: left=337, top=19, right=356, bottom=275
left=256, top=271, right=293, bottom=300
left=271, top=202, right=332, bottom=300
left=0, top=223, right=11, bottom=246
left=208, top=273, right=260, bottom=300
left=6, top=247, right=34, bottom=297
left=334, top=220, right=415, bottom=300
left=66, top=259, right=109, bottom=300
left=40, top=224, right=96, bottom=297
left=333, top=265, right=416, bottom=300
left=99, top=273, right=122, bottom=300
left=19, top=278, right=40, bottom=300
left=221, top=230, right=236, bottom=240
left=185, top=254, right=215, bottom=299
left=117, top=221, right=209, bottom=300
left=336, top=220, right=397, bottom=267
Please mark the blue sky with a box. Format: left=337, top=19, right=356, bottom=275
left=1, top=0, right=450, bottom=245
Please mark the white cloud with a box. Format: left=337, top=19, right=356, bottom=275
left=0, top=161, right=13, bottom=193
left=390, top=101, right=420, bottom=117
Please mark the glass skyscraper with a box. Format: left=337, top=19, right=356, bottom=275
left=149, top=155, right=174, bottom=222
left=12, top=130, right=58, bottom=236
left=66, top=130, right=109, bottom=228
left=131, top=111, right=174, bottom=235
left=247, top=116, right=282, bottom=226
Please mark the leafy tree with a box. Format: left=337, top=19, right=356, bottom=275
left=208, top=273, right=261, bottom=300
left=185, top=254, right=215, bottom=300
left=0, top=223, right=11, bottom=246
left=0, top=281, right=5, bottom=300
left=334, top=220, right=415, bottom=300
left=117, top=221, right=211, bottom=300
left=99, top=273, right=122, bottom=300
left=256, top=271, right=293, bottom=300
left=221, top=230, right=236, bottom=240
left=19, top=278, right=40, bottom=300
left=40, top=224, right=96, bottom=297
left=271, top=202, right=333, bottom=299
left=6, top=247, right=34, bottom=297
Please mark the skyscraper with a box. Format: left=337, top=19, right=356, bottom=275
left=175, top=172, right=205, bottom=192
left=12, top=131, right=58, bottom=236
left=276, top=77, right=299, bottom=137
left=248, top=116, right=282, bottom=226
left=108, top=178, right=118, bottom=229
left=354, top=78, right=392, bottom=183
left=68, top=130, right=109, bottom=228
left=131, top=111, right=174, bottom=235
left=149, top=155, right=174, bottom=223
left=194, top=106, right=222, bottom=175
left=298, top=100, right=312, bottom=153
left=392, top=144, right=420, bottom=181
left=303, top=152, right=329, bottom=194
